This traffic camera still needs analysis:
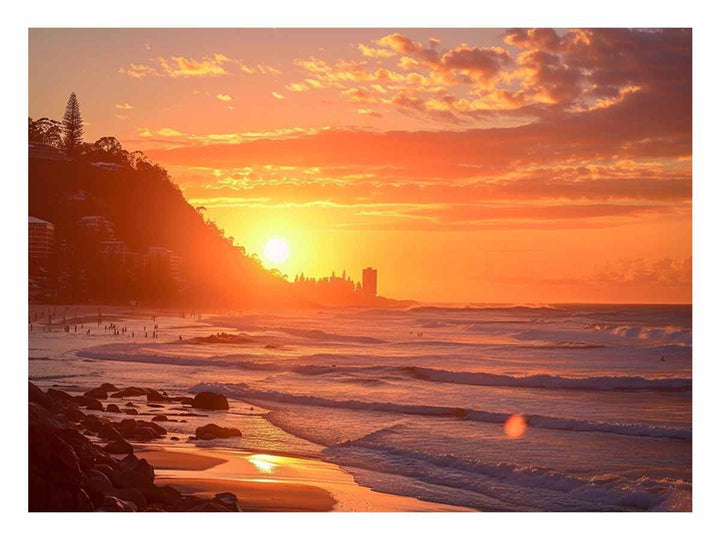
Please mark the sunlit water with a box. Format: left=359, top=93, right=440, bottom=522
left=29, top=304, right=692, bottom=511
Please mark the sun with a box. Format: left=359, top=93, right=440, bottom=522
left=264, top=237, right=290, bottom=264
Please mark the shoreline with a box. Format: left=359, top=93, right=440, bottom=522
left=28, top=380, right=468, bottom=512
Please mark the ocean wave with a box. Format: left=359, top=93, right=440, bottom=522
left=190, top=382, right=692, bottom=440
left=404, top=366, right=692, bottom=391
left=323, top=436, right=691, bottom=511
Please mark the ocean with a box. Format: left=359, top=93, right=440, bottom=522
left=28, top=304, right=692, bottom=511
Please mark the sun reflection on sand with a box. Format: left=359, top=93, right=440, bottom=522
left=247, top=454, right=281, bottom=474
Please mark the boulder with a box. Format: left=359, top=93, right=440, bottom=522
left=85, top=472, right=113, bottom=495
left=195, top=424, right=242, bottom=440
left=84, top=387, right=108, bottom=399
left=213, top=492, right=241, bottom=511
left=50, top=400, right=86, bottom=423
left=99, top=383, right=119, bottom=392
left=104, top=439, right=134, bottom=455
left=116, top=419, right=137, bottom=437
left=191, top=392, right=229, bottom=410
left=29, top=382, right=51, bottom=409
left=151, top=415, right=168, bottom=422
left=109, top=458, right=154, bottom=489
left=110, top=387, right=147, bottom=398
left=47, top=388, right=73, bottom=402
left=124, top=408, right=138, bottom=415
left=146, top=389, right=167, bottom=402
left=99, top=495, right=137, bottom=512
left=98, top=425, right=123, bottom=441
left=106, top=404, right=121, bottom=413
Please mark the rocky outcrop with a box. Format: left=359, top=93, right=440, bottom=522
left=195, top=423, right=242, bottom=440
left=191, top=392, right=229, bottom=410
left=29, top=382, right=240, bottom=512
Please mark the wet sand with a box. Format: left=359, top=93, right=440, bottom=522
left=137, top=446, right=468, bottom=512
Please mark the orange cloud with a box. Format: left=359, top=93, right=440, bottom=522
left=216, top=94, right=232, bottom=101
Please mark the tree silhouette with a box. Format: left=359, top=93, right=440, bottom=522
left=62, top=93, right=84, bottom=156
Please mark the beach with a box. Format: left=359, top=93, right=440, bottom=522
left=29, top=304, right=692, bottom=511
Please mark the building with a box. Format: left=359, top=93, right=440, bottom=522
left=29, top=216, right=54, bottom=261
left=362, top=267, right=378, bottom=296
left=76, top=216, right=116, bottom=240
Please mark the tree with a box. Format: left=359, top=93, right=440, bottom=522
left=62, top=92, right=84, bottom=156
left=29, top=117, right=63, bottom=147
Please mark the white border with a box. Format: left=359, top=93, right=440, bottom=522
left=3, top=2, right=719, bottom=538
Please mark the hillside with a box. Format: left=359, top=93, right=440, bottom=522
left=29, top=143, right=291, bottom=307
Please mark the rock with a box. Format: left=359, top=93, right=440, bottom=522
left=151, top=415, right=168, bottom=422
left=132, top=427, right=155, bottom=441
left=99, top=383, right=119, bottom=392
left=47, top=388, right=73, bottom=402
left=29, top=382, right=52, bottom=409
left=98, top=425, right=123, bottom=441
left=106, top=487, right=146, bottom=508
left=84, top=387, right=108, bottom=399
left=82, top=415, right=103, bottom=433
left=110, top=458, right=154, bottom=489
left=170, top=436, right=179, bottom=441
left=83, top=397, right=104, bottom=411
left=29, top=421, right=83, bottom=510
left=124, top=408, right=138, bottom=415
left=85, top=472, right=113, bottom=495
left=146, top=389, right=167, bottom=402
left=180, top=397, right=194, bottom=406
left=147, top=403, right=164, bottom=408
left=99, top=495, right=137, bottom=512
left=116, top=419, right=137, bottom=437
left=50, top=400, right=86, bottom=423
left=104, top=439, right=134, bottom=454
left=106, top=404, right=121, bottom=413
left=195, top=424, right=242, bottom=440
left=125, top=402, right=135, bottom=407
left=213, top=492, right=241, bottom=511
left=110, top=387, right=147, bottom=398
left=191, top=392, right=229, bottom=410
left=189, top=501, right=232, bottom=512
left=136, top=420, right=167, bottom=436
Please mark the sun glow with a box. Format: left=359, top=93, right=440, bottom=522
left=504, top=414, right=527, bottom=439
left=264, top=237, right=290, bottom=264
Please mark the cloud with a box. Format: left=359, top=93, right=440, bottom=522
left=120, top=53, right=280, bottom=79
left=156, top=127, right=183, bottom=137
left=216, top=94, right=232, bottom=101
left=115, top=103, right=134, bottom=110
left=271, top=92, right=286, bottom=100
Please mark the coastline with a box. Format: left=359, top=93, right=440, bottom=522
left=28, top=377, right=467, bottom=512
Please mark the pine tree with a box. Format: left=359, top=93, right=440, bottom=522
left=62, top=92, right=84, bottom=156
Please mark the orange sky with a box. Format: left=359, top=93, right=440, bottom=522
left=28, top=28, right=692, bottom=303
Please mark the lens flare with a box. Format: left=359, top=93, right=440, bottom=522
left=504, top=414, right=527, bottom=439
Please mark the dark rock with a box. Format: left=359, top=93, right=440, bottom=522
left=213, top=491, right=241, bottom=511
left=136, top=420, right=167, bottom=436
left=116, top=419, right=137, bottom=437
left=106, top=404, right=121, bottom=413
left=110, top=458, right=154, bottom=489
left=106, top=487, right=146, bottom=508
left=125, top=402, right=135, bottom=407
left=189, top=501, right=232, bottom=512
left=146, top=389, right=167, bottom=402
left=151, top=415, right=168, bottom=422
left=133, top=427, right=155, bottom=441
left=99, top=495, right=137, bottom=512
left=195, top=423, right=242, bottom=440
left=147, top=403, right=164, bottom=408
left=104, top=439, right=134, bottom=454
left=123, top=408, right=138, bottom=415
left=85, top=472, right=113, bottom=495
left=98, top=425, right=123, bottom=441
left=191, top=392, right=229, bottom=410
left=84, top=387, right=108, bottom=399
left=50, top=399, right=86, bottom=423
left=99, top=383, right=119, bottom=392
left=29, top=382, right=51, bottom=409
left=180, top=397, right=194, bottom=406
left=110, top=387, right=147, bottom=398
left=47, top=388, right=73, bottom=402
left=170, top=436, right=180, bottom=441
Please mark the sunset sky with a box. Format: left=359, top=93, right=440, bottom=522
left=28, top=28, right=692, bottom=303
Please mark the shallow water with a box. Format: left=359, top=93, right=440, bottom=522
left=29, top=304, right=692, bottom=511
